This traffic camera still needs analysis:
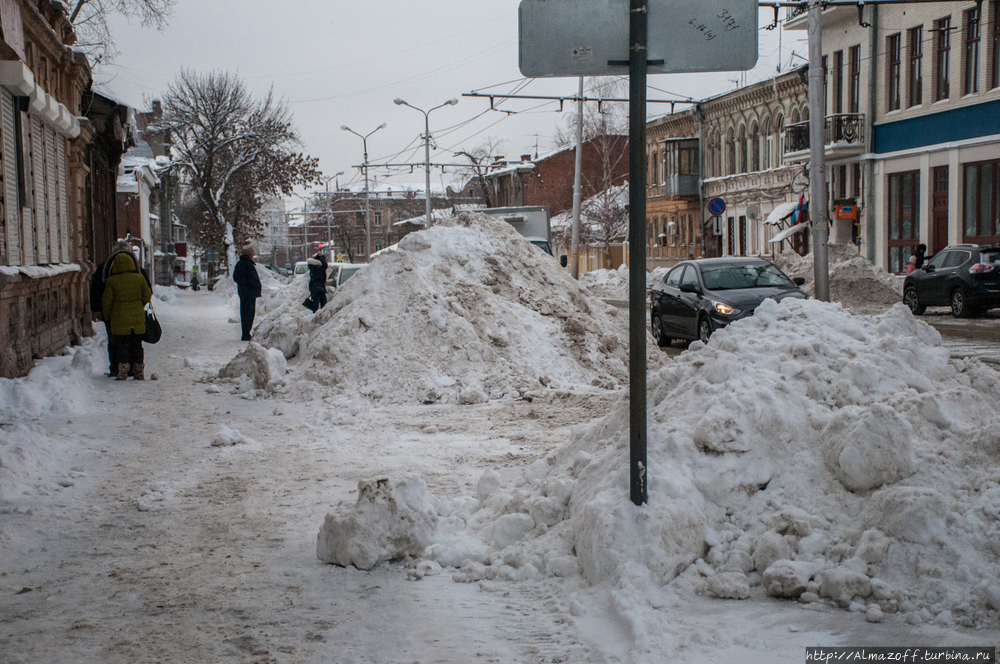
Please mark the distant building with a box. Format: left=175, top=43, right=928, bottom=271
left=483, top=136, right=628, bottom=215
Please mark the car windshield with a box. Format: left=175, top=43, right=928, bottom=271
left=700, top=262, right=796, bottom=291
left=340, top=267, right=362, bottom=283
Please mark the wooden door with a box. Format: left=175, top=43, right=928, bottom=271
left=932, top=166, right=949, bottom=254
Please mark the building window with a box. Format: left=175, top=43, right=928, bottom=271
left=852, top=162, right=862, bottom=198
left=837, top=164, right=848, bottom=199
left=822, top=55, right=829, bottom=113
left=375, top=243, right=382, bottom=252
left=963, top=159, right=999, bottom=242
left=849, top=45, right=861, bottom=113
left=908, top=28, right=923, bottom=106
left=374, top=211, right=382, bottom=226
left=355, top=211, right=365, bottom=227
left=727, top=128, right=736, bottom=176
left=763, top=118, right=773, bottom=170
left=679, top=146, right=698, bottom=175
left=887, top=171, right=921, bottom=273
left=356, top=242, right=364, bottom=256
left=651, top=151, right=658, bottom=185
left=992, top=0, right=1000, bottom=89
left=750, top=122, right=760, bottom=172
left=833, top=50, right=844, bottom=114
left=738, top=125, right=747, bottom=174
left=888, top=33, right=902, bottom=111
left=964, top=6, right=981, bottom=94
left=776, top=115, right=784, bottom=162
left=934, top=17, right=952, bottom=101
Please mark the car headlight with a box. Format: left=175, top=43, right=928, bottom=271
left=713, top=301, right=741, bottom=315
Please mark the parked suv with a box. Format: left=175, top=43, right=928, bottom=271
left=650, top=257, right=806, bottom=345
left=903, top=244, right=1000, bottom=318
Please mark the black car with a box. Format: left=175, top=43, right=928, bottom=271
left=650, top=257, right=807, bottom=345
left=902, top=244, right=1000, bottom=318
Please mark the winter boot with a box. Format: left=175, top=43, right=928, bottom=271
left=116, top=363, right=129, bottom=381
left=133, top=363, right=145, bottom=380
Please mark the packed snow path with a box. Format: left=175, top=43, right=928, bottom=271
left=0, top=290, right=599, bottom=663
left=3, top=288, right=1000, bottom=663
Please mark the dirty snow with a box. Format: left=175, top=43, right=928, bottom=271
left=772, top=243, right=903, bottom=313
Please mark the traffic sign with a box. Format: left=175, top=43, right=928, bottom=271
left=519, top=0, right=758, bottom=78
left=708, top=198, right=726, bottom=216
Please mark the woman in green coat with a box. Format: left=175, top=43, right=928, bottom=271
left=102, top=252, right=153, bottom=380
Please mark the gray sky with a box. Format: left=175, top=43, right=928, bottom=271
left=98, top=1, right=802, bottom=194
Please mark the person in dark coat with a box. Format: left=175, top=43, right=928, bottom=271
left=306, top=252, right=328, bottom=313
left=90, top=242, right=151, bottom=376
left=914, top=244, right=927, bottom=270
left=102, top=252, right=153, bottom=380
left=232, top=244, right=262, bottom=341
left=190, top=273, right=200, bottom=291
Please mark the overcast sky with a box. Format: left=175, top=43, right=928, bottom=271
left=98, top=1, right=802, bottom=196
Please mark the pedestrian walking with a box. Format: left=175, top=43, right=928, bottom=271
left=914, top=244, right=927, bottom=270
left=102, top=252, right=153, bottom=380
left=306, top=252, right=328, bottom=313
left=190, top=273, right=199, bottom=291
left=233, top=244, right=262, bottom=341
left=89, top=241, right=151, bottom=376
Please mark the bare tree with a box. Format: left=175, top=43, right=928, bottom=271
left=158, top=70, right=321, bottom=268
left=454, top=138, right=506, bottom=207
left=70, top=0, right=175, bottom=63
left=552, top=77, right=629, bottom=267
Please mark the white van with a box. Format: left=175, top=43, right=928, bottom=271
left=327, top=262, right=366, bottom=289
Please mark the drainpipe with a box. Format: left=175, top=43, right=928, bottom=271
left=865, top=4, right=878, bottom=264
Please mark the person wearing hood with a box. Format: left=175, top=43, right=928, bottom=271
left=90, top=242, right=151, bottom=376
left=102, top=252, right=153, bottom=380
left=232, top=244, right=262, bottom=341
left=306, top=252, right=328, bottom=313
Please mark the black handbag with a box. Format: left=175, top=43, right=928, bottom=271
left=143, top=303, right=162, bottom=344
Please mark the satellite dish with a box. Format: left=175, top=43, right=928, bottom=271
left=747, top=204, right=760, bottom=220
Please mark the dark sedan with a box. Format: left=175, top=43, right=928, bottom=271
left=650, top=258, right=807, bottom=345
left=903, top=244, right=1000, bottom=318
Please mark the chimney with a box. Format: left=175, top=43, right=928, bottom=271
left=520, top=154, right=531, bottom=162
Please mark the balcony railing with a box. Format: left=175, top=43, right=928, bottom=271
left=783, top=113, right=865, bottom=155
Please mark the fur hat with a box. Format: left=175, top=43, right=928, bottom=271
left=241, top=243, right=255, bottom=257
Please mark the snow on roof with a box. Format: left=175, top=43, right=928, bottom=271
left=393, top=208, right=452, bottom=227
left=551, top=183, right=629, bottom=229
left=764, top=201, right=799, bottom=225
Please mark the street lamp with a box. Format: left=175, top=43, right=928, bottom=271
left=393, top=97, right=458, bottom=229
left=341, top=124, right=386, bottom=262
left=323, top=171, right=344, bottom=192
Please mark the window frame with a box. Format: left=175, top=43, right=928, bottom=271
left=964, top=6, right=982, bottom=95
left=908, top=27, right=923, bottom=107
left=935, top=17, right=952, bottom=101
left=888, top=33, right=902, bottom=111
left=849, top=45, right=861, bottom=113
left=992, top=0, right=1000, bottom=89
left=887, top=170, right=921, bottom=274
left=833, top=50, right=844, bottom=114
left=962, top=158, right=1000, bottom=244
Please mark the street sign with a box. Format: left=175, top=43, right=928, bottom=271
left=190, top=265, right=200, bottom=273
left=708, top=198, right=727, bottom=216
left=711, top=216, right=723, bottom=235
left=519, top=0, right=758, bottom=78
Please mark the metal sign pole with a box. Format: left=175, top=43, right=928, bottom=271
left=808, top=0, right=830, bottom=300
left=628, top=0, right=648, bottom=507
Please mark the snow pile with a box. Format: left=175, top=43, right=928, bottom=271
left=417, top=299, right=1000, bottom=627
left=283, top=212, right=662, bottom=404
left=317, top=476, right=438, bottom=570
left=153, top=285, right=179, bottom=304
left=246, top=275, right=321, bottom=359
left=579, top=266, right=629, bottom=299
left=772, top=244, right=902, bottom=313
left=213, top=262, right=286, bottom=308
left=0, top=339, right=103, bottom=423
left=210, top=425, right=254, bottom=447
left=217, top=342, right=287, bottom=390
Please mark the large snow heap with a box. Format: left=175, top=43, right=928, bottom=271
left=426, top=298, right=1000, bottom=627
left=285, top=212, right=662, bottom=404
left=772, top=244, right=903, bottom=313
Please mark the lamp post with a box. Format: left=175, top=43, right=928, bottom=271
left=341, top=125, right=385, bottom=262
left=393, top=98, right=458, bottom=229
left=321, top=171, right=344, bottom=253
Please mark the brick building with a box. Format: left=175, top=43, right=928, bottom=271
left=484, top=136, right=628, bottom=216
left=0, top=0, right=121, bottom=378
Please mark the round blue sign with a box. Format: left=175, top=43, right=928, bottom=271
left=708, top=198, right=726, bottom=216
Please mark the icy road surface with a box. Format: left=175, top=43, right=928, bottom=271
left=2, top=289, right=998, bottom=663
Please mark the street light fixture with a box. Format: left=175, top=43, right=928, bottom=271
left=341, top=124, right=386, bottom=262
left=393, top=98, right=458, bottom=229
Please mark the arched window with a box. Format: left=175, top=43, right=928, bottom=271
left=713, top=131, right=722, bottom=177
left=792, top=109, right=800, bottom=124
left=738, top=125, right=748, bottom=174
left=763, top=118, right=773, bottom=170
left=802, top=106, right=809, bottom=122
left=776, top=114, right=785, bottom=163
left=726, top=129, right=736, bottom=176
left=751, top=122, right=760, bottom=172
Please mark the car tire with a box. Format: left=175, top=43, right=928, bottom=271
left=903, top=287, right=925, bottom=315
left=698, top=317, right=712, bottom=344
left=951, top=287, right=973, bottom=318
left=651, top=313, right=671, bottom=347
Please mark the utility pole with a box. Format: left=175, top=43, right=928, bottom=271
left=570, top=76, right=584, bottom=279
left=342, top=124, right=386, bottom=262
left=808, top=0, right=830, bottom=300
left=394, top=98, right=459, bottom=229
